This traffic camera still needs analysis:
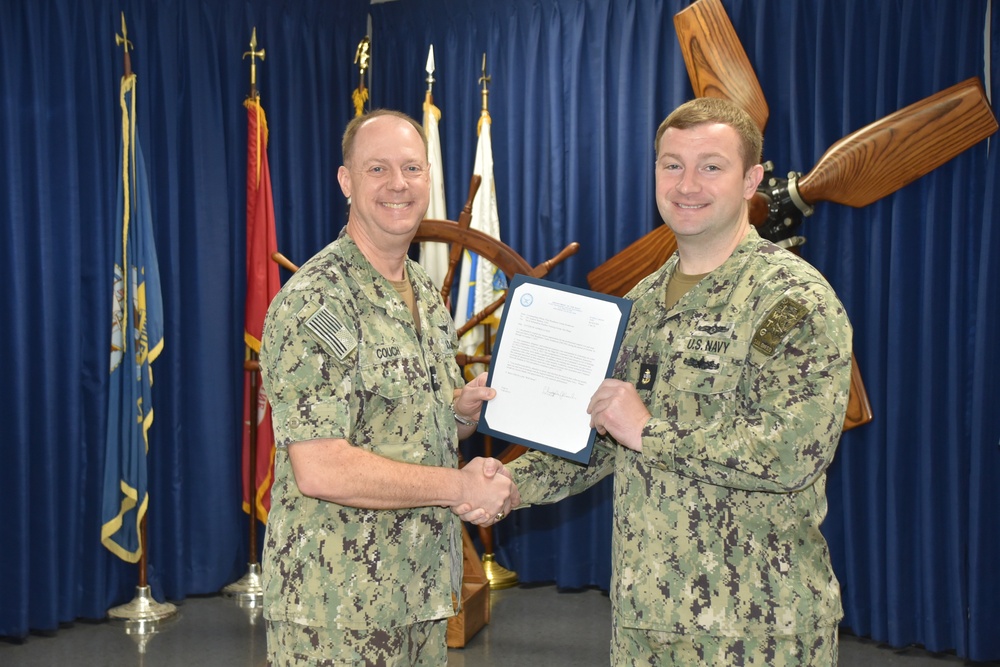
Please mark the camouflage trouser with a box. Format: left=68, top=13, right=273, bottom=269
left=611, top=618, right=838, bottom=667
left=266, top=617, right=448, bottom=666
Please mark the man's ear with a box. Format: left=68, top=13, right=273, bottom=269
left=337, top=165, right=351, bottom=199
left=744, top=163, right=764, bottom=199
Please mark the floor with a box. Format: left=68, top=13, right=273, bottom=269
left=1, top=584, right=994, bottom=666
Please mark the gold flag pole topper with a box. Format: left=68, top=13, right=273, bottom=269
left=106, top=13, right=178, bottom=637
left=352, top=36, right=370, bottom=117
left=114, top=12, right=133, bottom=78
left=243, top=27, right=265, bottom=101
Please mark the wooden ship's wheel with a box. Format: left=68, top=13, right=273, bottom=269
left=413, top=175, right=580, bottom=464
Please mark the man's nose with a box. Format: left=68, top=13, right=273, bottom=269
left=387, top=167, right=408, bottom=189
left=675, top=169, right=699, bottom=193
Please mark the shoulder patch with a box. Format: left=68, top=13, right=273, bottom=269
left=752, top=297, right=808, bottom=355
left=303, top=305, right=358, bottom=360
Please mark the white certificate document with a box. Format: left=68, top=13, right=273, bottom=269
left=478, top=274, right=632, bottom=463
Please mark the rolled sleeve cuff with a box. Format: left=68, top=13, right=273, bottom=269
left=270, top=401, right=348, bottom=448
left=639, top=417, right=683, bottom=470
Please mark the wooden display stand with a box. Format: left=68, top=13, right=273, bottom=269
left=446, top=526, right=490, bottom=648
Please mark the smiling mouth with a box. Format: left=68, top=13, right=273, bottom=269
left=382, top=202, right=409, bottom=209
left=675, top=202, right=706, bottom=209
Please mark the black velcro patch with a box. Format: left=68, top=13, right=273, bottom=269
left=752, top=297, right=808, bottom=355
left=636, top=363, right=658, bottom=390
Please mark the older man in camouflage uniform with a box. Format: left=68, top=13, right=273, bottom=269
left=260, top=109, right=517, bottom=666
left=506, top=98, right=852, bottom=666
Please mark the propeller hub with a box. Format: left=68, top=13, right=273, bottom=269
left=755, top=164, right=814, bottom=244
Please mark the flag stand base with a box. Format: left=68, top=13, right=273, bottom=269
left=108, top=585, right=177, bottom=632
left=482, top=553, right=519, bottom=589
left=222, top=562, right=264, bottom=606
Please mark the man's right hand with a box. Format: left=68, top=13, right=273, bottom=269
left=451, top=457, right=520, bottom=525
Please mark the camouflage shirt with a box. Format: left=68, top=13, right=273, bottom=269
left=508, top=229, right=852, bottom=636
left=259, top=231, right=465, bottom=630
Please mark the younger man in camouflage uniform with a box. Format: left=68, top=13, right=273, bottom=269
left=506, top=98, right=853, bottom=666
left=260, top=110, right=518, bottom=666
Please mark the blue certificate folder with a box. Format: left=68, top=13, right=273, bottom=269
left=478, top=274, right=632, bottom=464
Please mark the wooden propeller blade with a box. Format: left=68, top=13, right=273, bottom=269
left=797, top=77, right=998, bottom=208
left=674, top=0, right=769, bottom=131
left=586, top=225, right=677, bottom=298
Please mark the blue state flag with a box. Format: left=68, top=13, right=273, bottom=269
left=101, top=72, right=164, bottom=563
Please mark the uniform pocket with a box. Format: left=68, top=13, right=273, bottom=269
left=667, top=358, right=742, bottom=394
left=667, top=338, right=749, bottom=395
left=359, top=356, right=421, bottom=399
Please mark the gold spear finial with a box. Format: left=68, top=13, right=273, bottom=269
left=352, top=36, right=371, bottom=116
left=355, top=36, right=371, bottom=75
left=478, top=52, right=491, bottom=112
left=115, top=12, right=133, bottom=77
left=243, top=27, right=265, bottom=100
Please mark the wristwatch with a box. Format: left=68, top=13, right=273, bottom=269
left=451, top=404, right=478, bottom=427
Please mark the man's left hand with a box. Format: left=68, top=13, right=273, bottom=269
left=587, top=379, right=651, bottom=452
left=453, top=371, right=495, bottom=424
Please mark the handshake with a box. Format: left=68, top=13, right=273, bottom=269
left=450, top=457, right=521, bottom=527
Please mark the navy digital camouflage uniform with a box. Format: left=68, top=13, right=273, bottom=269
left=508, top=228, right=852, bottom=662
left=259, top=231, right=465, bottom=640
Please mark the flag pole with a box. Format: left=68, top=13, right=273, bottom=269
left=478, top=53, right=489, bottom=114
left=470, top=52, right=518, bottom=590
left=418, top=44, right=451, bottom=289
left=222, top=27, right=268, bottom=609
left=220, top=352, right=266, bottom=614
left=106, top=13, right=177, bottom=630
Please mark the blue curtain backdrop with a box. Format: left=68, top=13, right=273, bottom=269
left=0, top=0, right=369, bottom=638
left=2, top=0, right=999, bottom=661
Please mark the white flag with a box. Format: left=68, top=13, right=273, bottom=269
left=418, top=46, right=449, bottom=289
left=454, top=110, right=507, bottom=376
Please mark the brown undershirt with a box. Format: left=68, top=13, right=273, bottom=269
left=388, top=270, right=421, bottom=337
left=665, top=267, right=709, bottom=311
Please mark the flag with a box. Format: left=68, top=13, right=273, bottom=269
left=242, top=97, right=280, bottom=523
left=101, top=71, right=164, bottom=562
left=454, top=110, right=507, bottom=377
left=418, top=46, right=449, bottom=288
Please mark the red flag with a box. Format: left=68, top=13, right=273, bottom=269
left=243, top=97, right=280, bottom=522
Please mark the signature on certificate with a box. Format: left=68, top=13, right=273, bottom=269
left=542, top=386, right=577, bottom=400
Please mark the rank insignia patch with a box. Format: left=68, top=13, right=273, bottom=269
left=637, top=363, right=658, bottom=390
left=752, top=297, right=808, bottom=355
left=304, top=305, right=358, bottom=360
